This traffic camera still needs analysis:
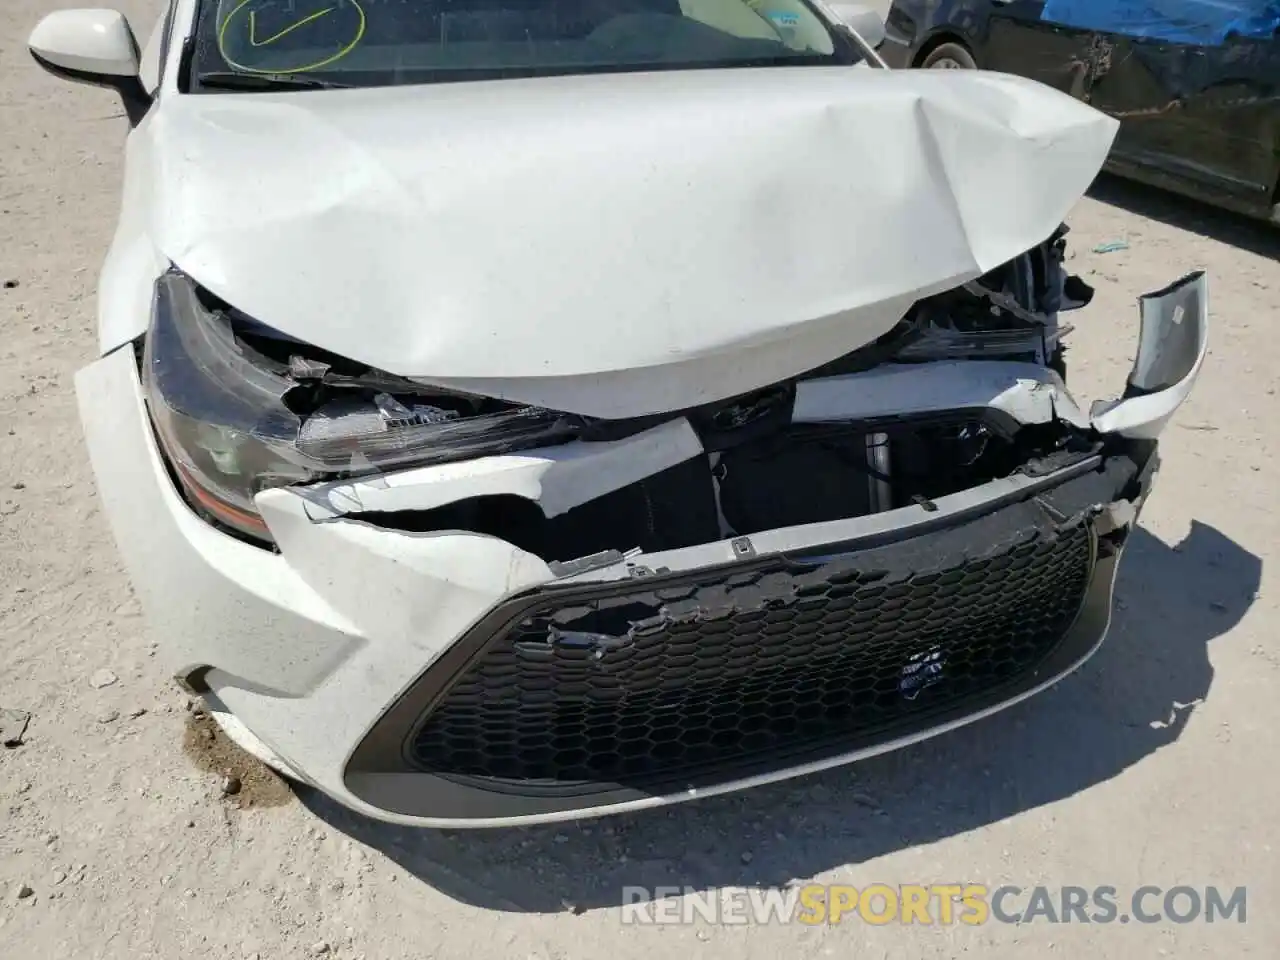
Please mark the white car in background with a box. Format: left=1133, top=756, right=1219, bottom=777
left=31, top=0, right=1205, bottom=827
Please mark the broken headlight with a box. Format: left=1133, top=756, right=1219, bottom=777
left=143, top=270, right=585, bottom=544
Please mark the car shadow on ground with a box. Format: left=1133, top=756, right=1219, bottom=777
left=304, top=520, right=1259, bottom=913
left=1088, top=174, right=1280, bottom=258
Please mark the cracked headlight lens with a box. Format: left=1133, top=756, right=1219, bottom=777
left=143, top=269, right=584, bottom=544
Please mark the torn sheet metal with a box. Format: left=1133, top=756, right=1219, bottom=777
left=296, top=263, right=1205, bottom=527
left=292, top=269, right=1205, bottom=525
left=149, top=68, right=1116, bottom=418
left=793, top=361, right=1093, bottom=429
left=798, top=271, right=1207, bottom=440
left=288, top=418, right=703, bottom=521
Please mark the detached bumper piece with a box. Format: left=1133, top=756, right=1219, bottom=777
left=346, top=455, right=1140, bottom=822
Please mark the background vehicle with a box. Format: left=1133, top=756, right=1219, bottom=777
left=879, top=0, right=1280, bottom=222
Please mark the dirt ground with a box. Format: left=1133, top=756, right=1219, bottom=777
left=2, top=2, right=1279, bottom=958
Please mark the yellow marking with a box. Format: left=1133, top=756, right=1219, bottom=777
left=247, top=7, right=335, bottom=47
left=217, top=0, right=367, bottom=74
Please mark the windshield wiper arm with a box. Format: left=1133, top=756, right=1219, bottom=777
left=196, top=71, right=351, bottom=91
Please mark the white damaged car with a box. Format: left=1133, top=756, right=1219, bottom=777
left=32, top=0, right=1206, bottom=826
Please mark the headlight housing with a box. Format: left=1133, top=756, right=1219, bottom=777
left=143, top=270, right=586, bottom=544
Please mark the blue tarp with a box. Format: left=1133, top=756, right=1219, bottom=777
left=1039, top=0, right=1280, bottom=45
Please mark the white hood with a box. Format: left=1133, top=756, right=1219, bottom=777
left=149, top=67, right=1117, bottom=417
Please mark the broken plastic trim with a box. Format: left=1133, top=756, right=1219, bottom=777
left=285, top=268, right=1207, bottom=543
left=340, top=450, right=1143, bottom=822
left=143, top=269, right=587, bottom=543
left=1089, top=271, right=1209, bottom=439
left=1124, top=271, right=1207, bottom=395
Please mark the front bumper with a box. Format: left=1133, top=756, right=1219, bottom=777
left=76, top=274, right=1207, bottom=827
left=348, top=455, right=1137, bottom=822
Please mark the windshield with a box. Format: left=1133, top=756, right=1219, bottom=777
left=190, top=0, right=859, bottom=89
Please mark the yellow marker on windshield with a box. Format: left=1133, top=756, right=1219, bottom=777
left=247, top=7, right=335, bottom=47
left=217, top=0, right=366, bottom=74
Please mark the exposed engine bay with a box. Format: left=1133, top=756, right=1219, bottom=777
left=330, top=229, right=1096, bottom=562
left=147, top=225, right=1107, bottom=562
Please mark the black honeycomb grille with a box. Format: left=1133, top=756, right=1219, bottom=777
left=408, top=521, right=1093, bottom=786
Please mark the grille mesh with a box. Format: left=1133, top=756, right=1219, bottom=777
left=408, top=522, right=1093, bottom=785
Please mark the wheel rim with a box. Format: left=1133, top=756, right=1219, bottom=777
left=931, top=57, right=967, bottom=69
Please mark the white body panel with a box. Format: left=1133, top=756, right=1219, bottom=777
left=45, top=3, right=1207, bottom=824
left=76, top=269, right=1206, bottom=825
left=102, top=67, right=1117, bottom=416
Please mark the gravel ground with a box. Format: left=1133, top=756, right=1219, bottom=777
left=2, top=3, right=1278, bottom=958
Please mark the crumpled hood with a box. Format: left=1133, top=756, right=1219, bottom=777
left=149, top=67, right=1117, bottom=417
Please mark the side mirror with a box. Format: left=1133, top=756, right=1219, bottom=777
left=29, top=9, right=152, bottom=126
left=827, top=2, right=887, bottom=50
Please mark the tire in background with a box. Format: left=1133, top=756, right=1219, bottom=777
left=919, top=42, right=977, bottom=69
